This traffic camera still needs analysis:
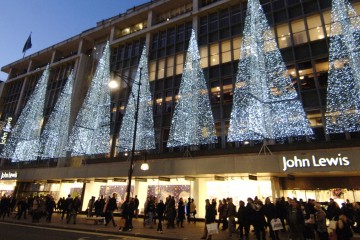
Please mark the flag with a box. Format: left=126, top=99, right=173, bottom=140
left=22, top=33, right=32, bottom=53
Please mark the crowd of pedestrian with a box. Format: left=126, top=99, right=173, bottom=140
left=1, top=193, right=360, bottom=240
left=200, top=196, right=358, bottom=240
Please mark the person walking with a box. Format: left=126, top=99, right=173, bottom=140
left=87, top=196, right=95, bottom=217
left=156, top=199, right=165, bottom=233
left=227, top=198, right=237, bottom=237
left=190, top=198, right=197, bottom=223
left=146, top=195, right=156, bottom=229
left=237, top=200, right=250, bottom=240
left=287, top=198, right=305, bottom=240
left=314, top=203, right=329, bottom=240
left=104, top=193, right=117, bottom=227
left=201, top=199, right=217, bottom=240
left=67, top=196, right=81, bottom=224
left=134, top=195, right=139, bottom=218
left=177, top=197, right=185, bottom=228
left=45, top=195, right=56, bottom=223
left=335, top=214, right=353, bottom=240
left=263, top=197, right=279, bottom=240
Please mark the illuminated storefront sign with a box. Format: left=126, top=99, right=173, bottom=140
left=0, top=116, right=13, bottom=145
left=0, top=171, right=18, bottom=180
left=282, top=154, right=350, bottom=171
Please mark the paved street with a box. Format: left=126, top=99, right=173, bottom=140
left=0, top=213, right=360, bottom=240
left=0, top=222, right=151, bottom=240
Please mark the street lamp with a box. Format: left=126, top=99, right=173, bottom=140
left=110, top=68, right=148, bottom=204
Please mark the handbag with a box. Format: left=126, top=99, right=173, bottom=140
left=270, top=218, right=284, bottom=231
left=329, top=220, right=337, bottom=230
left=206, top=222, right=219, bottom=235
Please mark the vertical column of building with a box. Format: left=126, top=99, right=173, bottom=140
left=13, top=60, right=33, bottom=117
left=192, top=0, right=199, bottom=30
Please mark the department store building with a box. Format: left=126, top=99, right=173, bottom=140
left=1, top=0, right=360, bottom=217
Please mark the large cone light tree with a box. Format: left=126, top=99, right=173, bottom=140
left=228, top=0, right=313, bottom=142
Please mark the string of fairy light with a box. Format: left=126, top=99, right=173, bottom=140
left=3, top=0, right=360, bottom=161
left=167, top=29, right=217, bottom=147
left=227, top=0, right=313, bottom=142
left=325, top=0, right=360, bottom=134
left=67, top=41, right=111, bottom=156
left=1, top=65, right=50, bottom=161
left=40, top=70, right=74, bottom=159
left=118, top=46, right=156, bottom=152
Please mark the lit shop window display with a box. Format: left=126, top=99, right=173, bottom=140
left=206, top=178, right=272, bottom=204
left=0, top=180, right=16, bottom=197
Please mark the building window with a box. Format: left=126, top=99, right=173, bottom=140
left=200, top=46, right=209, bottom=68
left=233, top=37, right=241, bottom=60
left=291, top=19, right=308, bottom=45
left=176, top=53, right=184, bottom=75
left=277, top=23, right=291, bottom=48
left=149, top=60, right=156, bottom=81
left=221, top=40, right=231, bottom=63
left=307, top=15, right=325, bottom=41
left=166, top=56, right=174, bottom=77
left=210, top=43, right=219, bottom=66
left=158, top=59, right=165, bottom=79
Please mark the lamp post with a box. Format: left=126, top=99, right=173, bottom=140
left=109, top=68, right=146, bottom=204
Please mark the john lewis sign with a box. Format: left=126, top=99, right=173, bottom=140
left=0, top=171, right=18, bottom=180
left=282, top=154, right=350, bottom=171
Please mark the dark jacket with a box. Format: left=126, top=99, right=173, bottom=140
left=205, top=203, right=216, bottom=224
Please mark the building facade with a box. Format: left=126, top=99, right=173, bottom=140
left=1, top=0, right=360, bottom=216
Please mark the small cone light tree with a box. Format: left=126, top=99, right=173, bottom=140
left=167, top=29, right=217, bottom=147
left=67, top=42, right=111, bottom=156
left=118, top=46, right=155, bottom=152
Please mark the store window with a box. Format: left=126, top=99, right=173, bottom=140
left=292, top=19, right=308, bottom=45
left=307, top=15, right=325, bottom=41
left=277, top=23, right=291, bottom=48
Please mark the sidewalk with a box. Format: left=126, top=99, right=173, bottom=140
left=1, top=213, right=360, bottom=240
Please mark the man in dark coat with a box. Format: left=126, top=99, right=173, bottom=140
left=237, top=200, right=250, bottom=240
left=105, top=193, right=117, bottom=227
left=156, top=199, right=165, bottom=233
left=201, top=199, right=216, bottom=240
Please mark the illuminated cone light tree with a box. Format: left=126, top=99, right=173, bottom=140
left=325, top=0, right=360, bottom=134
left=67, top=42, right=111, bottom=156
left=40, top=70, right=74, bottom=159
left=1, top=65, right=50, bottom=161
left=228, top=0, right=312, bottom=142
left=118, top=46, right=155, bottom=152
left=167, top=29, right=217, bottom=147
